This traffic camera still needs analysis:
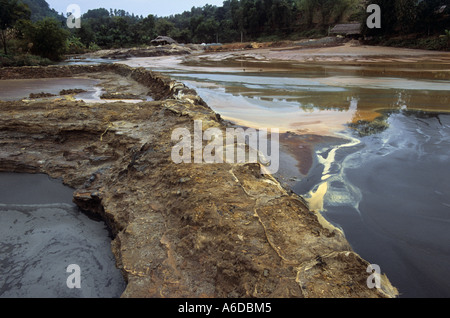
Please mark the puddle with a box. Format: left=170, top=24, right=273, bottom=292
left=0, top=173, right=125, bottom=298
left=0, top=78, right=100, bottom=102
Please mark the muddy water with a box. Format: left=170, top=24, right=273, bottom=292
left=123, top=56, right=450, bottom=298
left=3, top=54, right=449, bottom=297
left=0, top=173, right=126, bottom=298
left=0, top=76, right=153, bottom=103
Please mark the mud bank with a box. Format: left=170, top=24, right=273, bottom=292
left=0, top=64, right=398, bottom=298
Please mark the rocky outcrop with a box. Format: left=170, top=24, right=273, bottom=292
left=0, top=64, right=398, bottom=298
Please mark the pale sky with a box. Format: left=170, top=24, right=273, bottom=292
left=46, top=0, right=226, bottom=17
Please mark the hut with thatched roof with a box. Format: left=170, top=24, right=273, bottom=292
left=150, top=36, right=177, bottom=46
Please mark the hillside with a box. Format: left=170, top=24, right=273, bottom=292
left=21, top=0, right=64, bottom=22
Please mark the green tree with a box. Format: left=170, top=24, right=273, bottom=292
left=395, top=0, right=419, bottom=34
left=80, top=8, right=113, bottom=47
left=110, top=16, right=131, bottom=47
left=230, top=0, right=244, bottom=41
left=155, top=18, right=175, bottom=36
left=20, top=0, right=63, bottom=22
left=444, top=29, right=450, bottom=48
left=135, top=14, right=156, bottom=43
left=297, top=0, right=353, bottom=27
left=66, top=35, right=85, bottom=54
left=297, top=0, right=316, bottom=26
left=83, top=8, right=110, bottom=20
left=25, top=17, right=69, bottom=60
left=0, top=0, right=30, bottom=54
left=194, top=17, right=219, bottom=43
left=74, top=22, right=96, bottom=47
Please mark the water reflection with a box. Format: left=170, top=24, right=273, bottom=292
left=169, top=71, right=449, bottom=141
left=154, top=61, right=450, bottom=297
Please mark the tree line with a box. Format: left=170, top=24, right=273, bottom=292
left=1, top=0, right=68, bottom=61
left=1, top=0, right=450, bottom=64
left=363, top=0, right=450, bottom=36
left=72, top=0, right=450, bottom=47
left=74, top=0, right=364, bottom=47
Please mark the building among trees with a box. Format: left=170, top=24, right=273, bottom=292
left=150, top=36, right=177, bottom=46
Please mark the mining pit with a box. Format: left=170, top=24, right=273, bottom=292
left=0, top=64, right=398, bottom=298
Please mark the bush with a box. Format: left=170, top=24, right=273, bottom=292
left=88, top=42, right=101, bottom=52
left=65, top=36, right=86, bottom=54
left=24, top=18, right=69, bottom=61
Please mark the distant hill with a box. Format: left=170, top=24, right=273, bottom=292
left=21, top=0, right=64, bottom=22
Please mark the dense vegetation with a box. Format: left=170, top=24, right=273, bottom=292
left=1, top=0, right=68, bottom=65
left=71, top=0, right=450, bottom=49
left=73, top=0, right=364, bottom=47
left=1, top=0, right=450, bottom=66
left=20, top=0, right=62, bottom=22
left=362, top=0, right=450, bottom=50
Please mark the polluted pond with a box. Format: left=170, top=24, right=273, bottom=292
left=0, top=173, right=126, bottom=298
left=0, top=64, right=397, bottom=298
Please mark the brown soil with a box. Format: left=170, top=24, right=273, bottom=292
left=28, top=92, right=57, bottom=99
left=0, top=64, right=398, bottom=298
